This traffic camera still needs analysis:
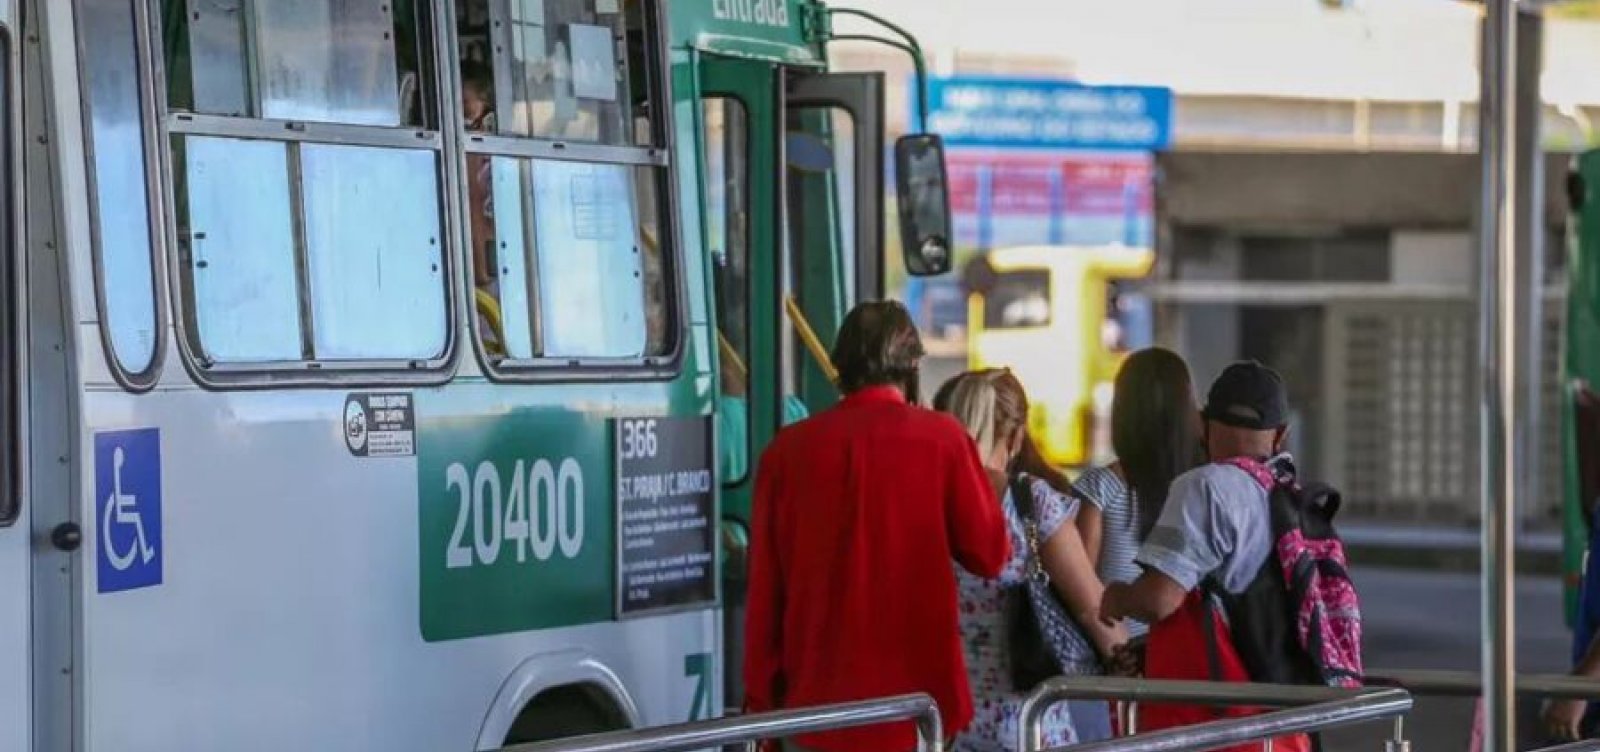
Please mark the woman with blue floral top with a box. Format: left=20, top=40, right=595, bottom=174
left=935, top=370, right=1128, bottom=752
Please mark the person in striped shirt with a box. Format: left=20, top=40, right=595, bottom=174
left=1073, top=348, right=1204, bottom=642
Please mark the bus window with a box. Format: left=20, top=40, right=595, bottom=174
left=634, top=158, right=668, bottom=356
left=164, top=0, right=425, bottom=128
left=459, top=0, right=672, bottom=366
left=163, top=0, right=250, bottom=116
left=984, top=269, right=1051, bottom=329
left=786, top=108, right=856, bottom=310
left=174, top=137, right=301, bottom=362
left=534, top=161, right=651, bottom=357
left=458, top=0, right=642, bottom=144
left=256, top=1, right=406, bottom=126
left=1104, top=280, right=1153, bottom=354
left=82, top=0, right=163, bottom=381
left=160, top=0, right=450, bottom=369
left=780, top=105, right=857, bottom=404
left=300, top=145, right=447, bottom=359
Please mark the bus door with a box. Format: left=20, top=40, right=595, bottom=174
left=697, top=55, right=883, bottom=711
left=784, top=72, right=885, bottom=411
left=697, top=58, right=883, bottom=522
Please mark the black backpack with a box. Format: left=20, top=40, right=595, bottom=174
left=1201, top=457, right=1364, bottom=689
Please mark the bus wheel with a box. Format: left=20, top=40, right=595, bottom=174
left=503, top=684, right=631, bottom=745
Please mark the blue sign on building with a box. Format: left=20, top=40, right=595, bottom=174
left=920, top=76, right=1173, bottom=152
left=95, top=428, right=163, bottom=593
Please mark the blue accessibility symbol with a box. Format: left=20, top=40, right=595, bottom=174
left=95, top=428, right=162, bottom=593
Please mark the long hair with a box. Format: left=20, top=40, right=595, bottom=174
left=830, top=300, right=925, bottom=401
left=932, top=372, right=963, bottom=413
left=1112, top=348, right=1203, bottom=539
left=938, top=369, right=1072, bottom=495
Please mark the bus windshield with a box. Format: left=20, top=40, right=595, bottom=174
left=1103, top=279, right=1152, bottom=353
left=983, top=268, right=1050, bottom=329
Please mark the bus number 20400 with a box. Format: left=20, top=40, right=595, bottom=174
left=443, top=458, right=585, bottom=569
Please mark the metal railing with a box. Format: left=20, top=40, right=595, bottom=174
left=1365, top=669, right=1600, bottom=701
left=1531, top=742, right=1600, bottom=752
left=1043, top=689, right=1413, bottom=752
left=1017, top=678, right=1400, bottom=752
left=494, top=693, right=942, bottom=752
left=1015, top=672, right=1600, bottom=752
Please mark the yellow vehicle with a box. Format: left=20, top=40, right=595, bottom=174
left=966, top=245, right=1155, bottom=467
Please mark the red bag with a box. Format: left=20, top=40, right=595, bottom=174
left=1139, top=592, right=1312, bottom=752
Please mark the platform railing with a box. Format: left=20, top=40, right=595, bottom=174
left=1040, top=689, right=1413, bottom=752
left=1365, top=670, right=1600, bottom=750
left=1019, top=672, right=1600, bottom=752
left=1017, top=678, right=1405, bottom=752
left=1530, top=742, right=1600, bottom=752
left=493, top=693, right=942, bottom=752
left=1363, top=669, right=1600, bottom=701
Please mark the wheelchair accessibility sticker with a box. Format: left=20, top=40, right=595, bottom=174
left=95, top=428, right=162, bottom=593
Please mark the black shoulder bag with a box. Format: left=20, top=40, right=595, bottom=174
left=1005, top=474, right=1102, bottom=691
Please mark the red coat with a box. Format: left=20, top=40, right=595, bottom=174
left=743, top=386, right=1010, bottom=752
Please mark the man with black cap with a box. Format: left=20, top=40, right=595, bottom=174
left=1102, top=360, right=1290, bottom=624
left=1100, top=361, right=1311, bottom=752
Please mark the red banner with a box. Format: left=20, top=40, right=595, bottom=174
left=947, top=152, right=1154, bottom=217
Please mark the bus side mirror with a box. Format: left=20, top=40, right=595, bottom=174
left=894, top=134, right=953, bottom=277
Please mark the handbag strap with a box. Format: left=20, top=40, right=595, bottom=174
left=1010, top=472, right=1037, bottom=520
left=1009, top=474, right=1049, bottom=583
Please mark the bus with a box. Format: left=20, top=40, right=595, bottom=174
left=0, top=1, right=949, bottom=749
left=964, top=244, right=1154, bottom=468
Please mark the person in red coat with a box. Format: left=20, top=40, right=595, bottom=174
left=743, top=300, right=1011, bottom=752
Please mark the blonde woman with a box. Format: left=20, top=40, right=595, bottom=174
left=936, top=370, right=1126, bottom=751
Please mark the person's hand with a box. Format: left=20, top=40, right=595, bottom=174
left=1544, top=698, right=1588, bottom=742
left=1100, top=584, right=1130, bottom=626
left=1107, top=639, right=1145, bottom=678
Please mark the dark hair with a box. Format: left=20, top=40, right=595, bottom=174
left=932, top=373, right=962, bottom=412
left=1015, top=433, right=1073, bottom=497
left=831, top=300, right=925, bottom=400
left=460, top=59, right=492, bottom=92
left=1112, top=347, right=1203, bottom=539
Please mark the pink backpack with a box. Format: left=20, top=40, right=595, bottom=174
left=1215, top=457, right=1365, bottom=688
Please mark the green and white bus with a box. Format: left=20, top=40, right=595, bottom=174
left=1566, top=149, right=1600, bottom=626
left=0, top=0, right=950, bottom=749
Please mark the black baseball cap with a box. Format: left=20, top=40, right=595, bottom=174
left=1202, top=361, right=1289, bottom=430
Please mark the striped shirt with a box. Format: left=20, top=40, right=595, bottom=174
left=1071, top=465, right=1149, bottom=638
